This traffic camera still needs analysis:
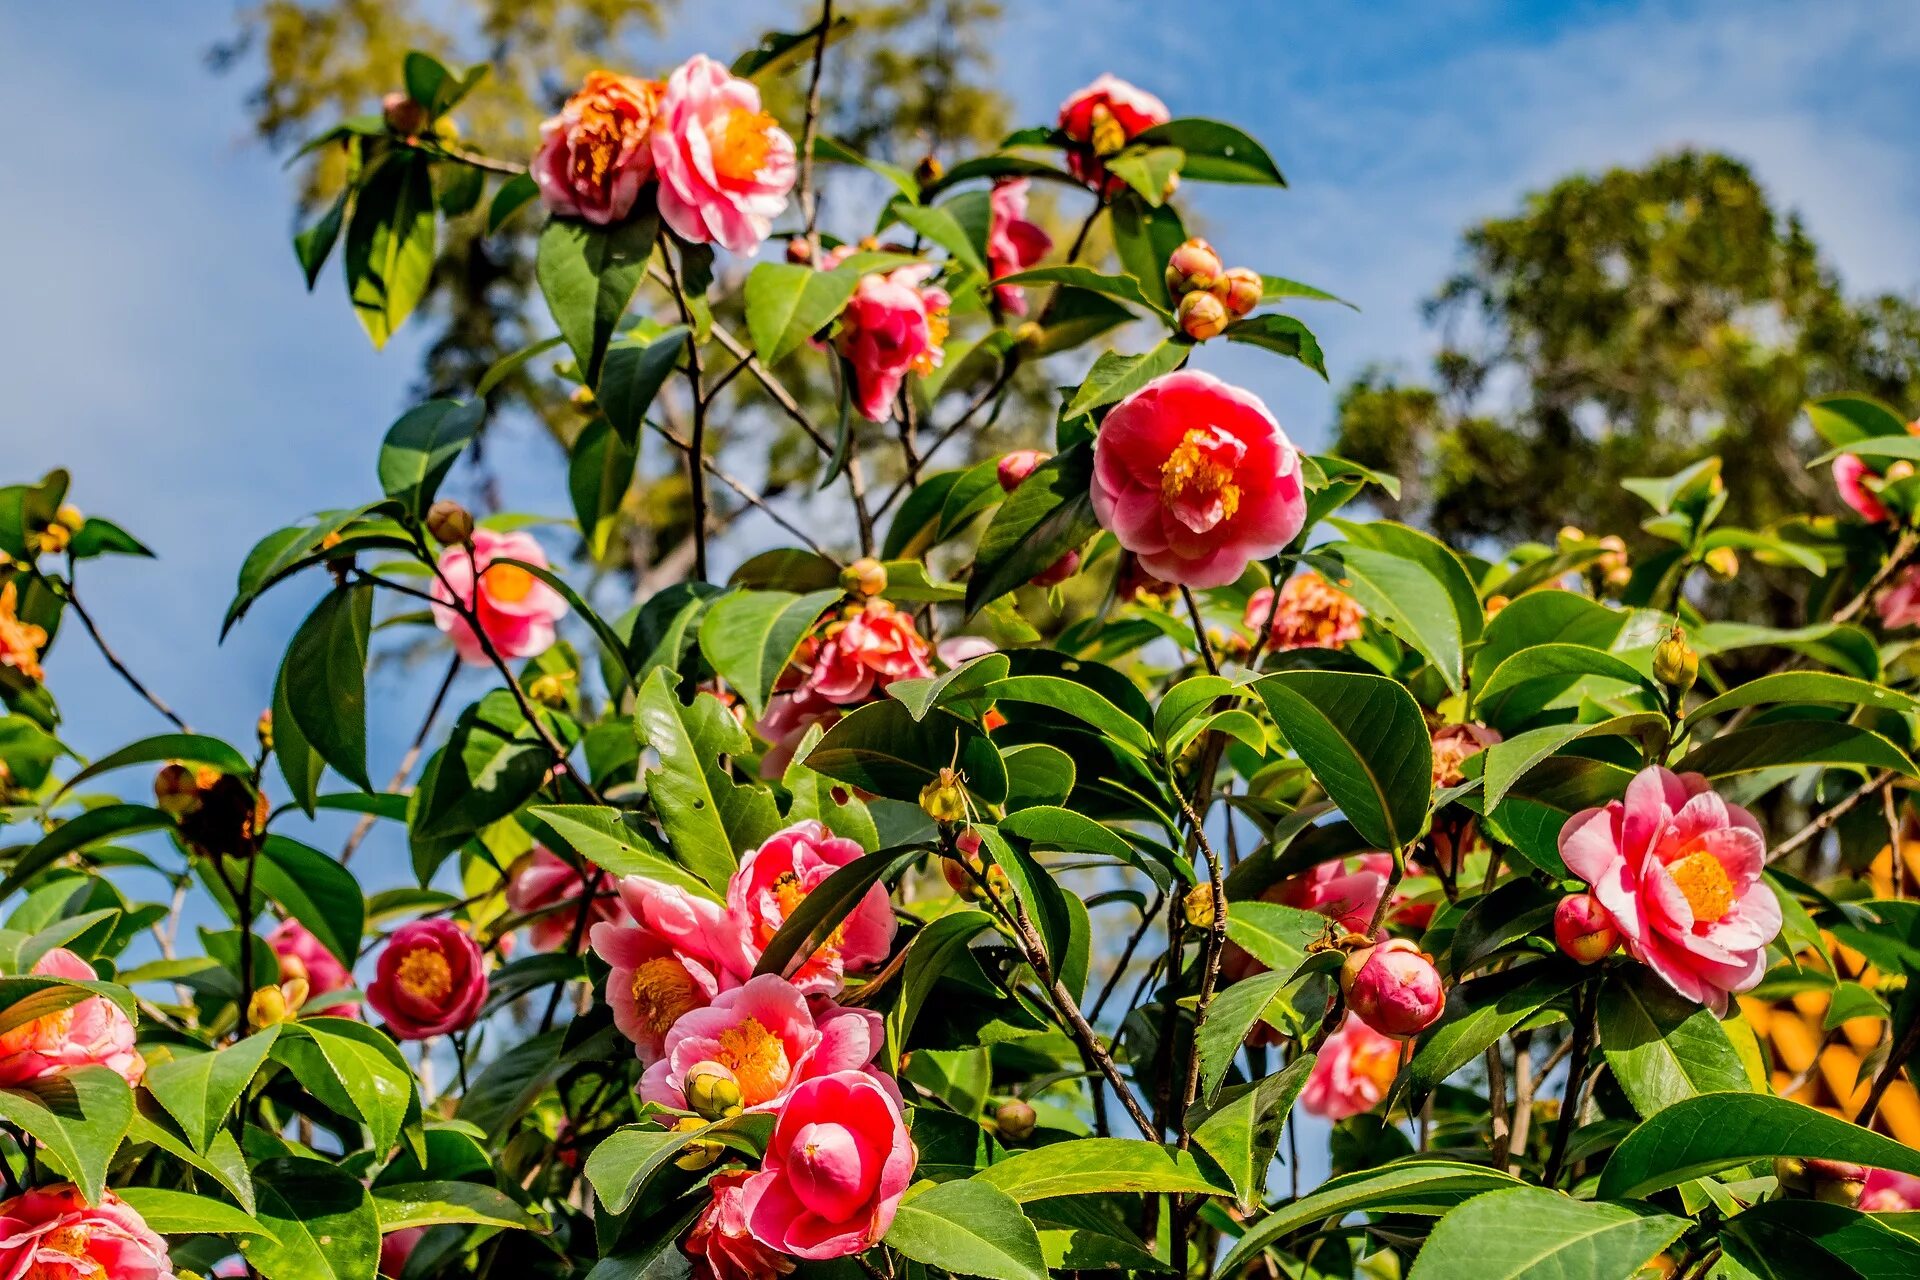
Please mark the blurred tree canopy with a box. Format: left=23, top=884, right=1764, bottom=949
left=1335, top=151, right=1920, bottom=560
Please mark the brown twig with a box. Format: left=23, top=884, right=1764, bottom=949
left=52, top=570, right=190, bottom=731
left=660, top=246, right=711, bottom=581
left=796, top=0, right=834, bottom=249
left=1769, top=769, right=1895, bottom=863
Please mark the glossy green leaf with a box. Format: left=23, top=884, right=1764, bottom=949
left=370, top=1180, right=544, bottom=1232
left=1598, top=971, right=1751, bottom=1117
left=696, top=588, right=841, bottom=719
left=1406, top=1187, right=1687, bottom=1280
left=886, top=1178, right=1047, bottom=1280
left=1065, top=341, right=1188, bottom=415
left=280, top=584, right=373, bottom=791
left=743, top=262, right=860, bottom=366
left=1225, top=313, right=1326, bottom=377
left=345, top=153, right=437, bottom=348
left=586, top=1114, right=774, bottom=1214
left=597, top=326, right=689, bottom=443
left=537, top=211, right=660, bottom=385
left=975, top=1138, right=1225, bottom=1202
left=145, top=1026, right=281, bottom=1151
left=1405, top=964, right=1579, bottom=1099
left=1677, top=721, right=1917, bottom=779
left=754, top=845, right=920, bottom=981
left=377, top=398, right=484, bottom=515
left=1253, top=670, right=1432, bottom=851
left=116, top=1186, right=275, bottom=1239
left=1134, top=117, right=1285, bottom=184
left=0, top=1067, right=133, bottom=1205
left=802, top=699, right=1009, bottom=806
left=249, top=1156, right=380, bottom=1280
left=271, top=1017, right=416, bottom=1156
left=635, top=670, right=782, bottom=889
left=1191, top=1053, right=1314, bottom=1209
left=965, top=442, right=1102, bottom=615
left=529, top=804, right=718, bottom=900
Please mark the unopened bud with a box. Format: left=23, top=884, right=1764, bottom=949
left=248, top=985, right=291, bottom=1028
left=426, top=500, right=474, bottom=547
left=994, top=1098, right=1037, bottom=1142
left=997, top=450, right=1049, bottom=492
left=913, top=154, right=944, bottom=190
left=1182, top=883, right=1217, bottom=930
left=1164, top=238, right=1223, bottom=298
left=1340, top=938, right=1444, bottom=1039
left=1030, top=550, right=1080, bottom=588
left=1553, top=892, right=1618, bottom=965
left=1704, top=546, right=1739, bottom=580
left=1557, top=525, right=1587, bottom=548
left=527, top=672, right=571, bottom=708
left=671, top=1116, right=723, bottom=1171
left=1652, top=626, right=1698, bottom=693
left=685, top=1061, right=744, bottom=1121
left=1177, top=290, right=1230, bottom=341
left=569, top=384, right=596, bottom=410
left=1212, top=266, right=1263, bottom=317
left=54, top=504, right=84, bottom=534
left=1013, top=321, right=1044, bottom=350
left=382, top=91, right=429, bottom=137
left=842, top=558, right=888, bottom=597
left=920, top=767, right=969, bottom=825
left=280, top=975, right=311, bottom=1012
left=256, top=709, right=274, bottom=752
left=1485, top=594, right=1510, bottom=617
left=785, top=237, right=814, bottom=265
left=1775, top=1156, right=1868, bottom=1205
left=154, top=763, right=201, bottom=818
left=1889, top=460, right=1918, bottom=484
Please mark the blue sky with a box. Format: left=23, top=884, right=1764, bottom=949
left=2, top=0, right=1919, bottom=872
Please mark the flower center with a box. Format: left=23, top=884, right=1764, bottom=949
left=1666, top=849, right=1735, bottom=923
left=0, top=582, right=48, bottom=683
left=713, top=1016, right=791, bottom=1104
left=631, top=956, right=700, bottom=1035
left=481, top=561, right=535, bottom=604
left=1159, top=428, right=1244, bottom=533
left=711, top=108, right=777, bottom=184
left=395, top=947, right=453, bottom=1002
left=1348, top=1034, right=1400, bottom=1097
left=23, top=1226, right=96, bottom=1280
left=912, top=309, right=950, bottom=377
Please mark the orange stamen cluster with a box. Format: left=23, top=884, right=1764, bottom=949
left=631, top=956, right=701, bottom=1036
left=1160, top=430, right=1242, bottom=522
left=0, top=582, right=47, bottom=682
left=1666, top=849, right=1735, bottom=923
left=711, top=108, right=777, bottom=184
left=395, top=947, right=454, bottom=1002
left=714, top=1016, right=791, bottom=1103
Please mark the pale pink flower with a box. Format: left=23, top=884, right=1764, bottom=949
left=985, top=179, right=1051, bottom=314
left=506, top=848, right=629, bottom=953
left=531, top=71, right=662, bottom=225
left=268, top=918, right=358, bottom=1017
left=743, top=1070, right=916, bottom=1260
left=1878, top=565, right=1920, bottom=629
left=0, top=949, right=144, bottom=1087
left=835, top=266, right=951, bottom=422
left=1244, top=572, right=1366, bottom=651
left=591, top=876, right=741, bottom=1065
left=430, top=528, right=568, bottom=665
left=714, top=822, right=894, bottom=995
left=0, top=1184, right=172, bottom=1280
left=1300, top=1015, right=1401, bottom=1121
left=651, top=54, right=796, bottom=253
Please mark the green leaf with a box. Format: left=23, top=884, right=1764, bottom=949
left=0, top=1067, right=133, bottom=1204
left=808, top=134, right=918, bottom=199
left=978, top=675, right=1153, bottom=756
left=801, top=700, right=1009, bottom=806
left=116, top=1186, right=275, bottom=1238
left=1691, top=621, right=1880, bottom=682
left=992, top=266, right=1164, bottom=316
left=1722, top=1199, right=1920, bottom=1279
left=1598, top=971, right=1752, bottom=1117
left=1133, top=117, right=1285, bottom=184
left=0, top=805, right=173, bottom=901
left=965, top=442, right=1102, bottom=616
left=294, top=190, right=347, bottom=290
left=344, top=153, right=437, bottom=348
left=56, top=733, right=252, bottom=799
left=537, top=211, right=660, bottom=385
left=888, top=652, right=1012, bottom=722
left=1260, top=274, right=1356, bottom=309
left=888, top=909, right=992, bottom=1053
left=1481, top=714, right=1668, bottom=812
left=1405, top=964, right=1580, bottom=1099
left=145, top=1026, right=281, bottom=1151
left=886, top=1179, right=1047, bottom=1280
left=272, top=1017, right=416, bottom=1156
left=280, top=584, right=373, bottom=791
left=1688, top=671, right=1920, bottom=722
left=127, top=1112, right=255, bottom=1213
left=568, top=417, right=636, bottom=558
left=529, top=804, right=718, bottom=900
left=635, top=670, right=781, bottom=890
left=598, top=326, right=689, bottom=443
left=255, top=835, right=365, bottom=966
left=1252, top=670, right=1433, bottom=851
left=585, top=1114, right=774, bottom=1214
left=744, top=261, right=860, bottom=366
left=377, top=398, right=484, bottom=515
left=1223, top=900, right=1326, bottom=974
left=697, top=588, right=841, bottom=720
left=1406, top=1187, right=1687, bottom=1280
left=411, top=690, right=564, bottom=843
left=370, top=1180, right=544, bottom=1233
left=1106, top=145, right=1185, bottom=204
left=272, top=664, right=324, bottom=814
left=1215, top=1159, right=1524, bottom=1276
left=1225, top=313, right=1326, bottom=377
left=250, top=1156, right=380, bottom=1280
left=1678, top=721, right=1918, bottom=779
left=1806, top=393, right=1912, bottom=447
left=1598, top=1092, right=1920, bottom=1199
left=1065, top=341, right=1189, bottom=415
left=974, top=1138, right=1225, bottom=1202
left=1190, top=1054, right=1315, bottom=1209
left=485, top=171, right=539, bottom=234
left=890, top=201, right=985, bottom=272
left=1475, top=642, right=1650, bottom=721
left=67, top=516, right=153, bottom=560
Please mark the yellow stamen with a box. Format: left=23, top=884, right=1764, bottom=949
left=394, top=947, right=453, bottom=1002
left=714, top=1016, right=791, bottom=1104
left=1666, top=849, right=1735, bottom=923
left=23, top=1225, right=96, bottom=1280
left=712, top=108, right=777, bottom=184
left=1349, top=1033, right=1400, bottom=1095
left=631, top=956, right=700, bottom=1035
left=1160, top=430, right=1242, bottom=522
left=481, top=561, right=535, bottom=604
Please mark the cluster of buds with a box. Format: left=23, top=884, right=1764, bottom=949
left=1559, top=526, right=1631, bottom=592
left=1339, top=938, right=1445, bottom=1039
left=942, top=828, right=1009, bottom=902
left=155, top=763, right=269, bottom=860
left=31, top=504, right=85, bottom=558
left=1164, top=239, right=1261, bottom=341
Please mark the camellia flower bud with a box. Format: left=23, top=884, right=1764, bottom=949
left=1213, top=266, right=1263, bottom=317
left=1030, top=550, right=1080, bottom=588
left=1553, top=892, right=1618, bottom=965
left=785, top=237, right=814, bottom=265
left=684, top=1061, right=745, bottom=1121
left=54, top=504, right=84, bottom=533
left=255, top=709, right=274, bottom=752
left=671, top=1115, right=724, bottom=1171
left=913, top=153, right=945, bottom=190
left=842, top=557, right=888, bottom=597
left=527, top=672, right=572, bottom=709
left=153, top=763, right=201, bottom=819
left=1164, top=238, right=1223, bottom=298
left=994, top=1098, right=1037, bottom=1142
left=1177, top=290, right=1231, bottom=341
left=920, top=767, right=969, bottom=825
left=1704, top=546, right=1739, bottom=580
left=1775, top=1157, right=1868, bottom=1205
left=997, top=449, right=1049, bottom=492
left=1182, top=882, right=1217, bottom=929
left=1652, top=625, right=1698, bottom=694
left=248, top=985, right=292, bottom=1028
left=383, top=91, right=429, bottom=137
left=1339, top=938, right=1445, bottom=1039
left=426, top=499, right=475, bottom=547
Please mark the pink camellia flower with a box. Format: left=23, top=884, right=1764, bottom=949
left=805, top=601, right=935, bottom=704
left=1092, top=371, right=1307, bottom=588
left=0, top=1184, right=171, bottom=1280
left=1222, top=855, right=1392, bottom=986
left=1341, top=939, right=1445, bottom=1039
left=0, top=948, right=145, bottom=1088
left=1833, top=454, right=1890, bottom=523
left=1300, top=1015, right=1401, bottom=1121
left=1244, top=572, right=1367, bottom=651
left=1861, top=1168, right=1920, bottom=1212
left=268, top=918, right=358, bottom=1017
left=1877, top=565, right=1920, bottom=629
left=1430, top=722, right=1502, bottom=788
left=986, top=179, right=1052, bottom=314
left=1554, top=892, right=1619, bottom=965
left=366, top=919, right=489, bottom=1040
left=651, top=54, right=796, bottom=254
left=531, top=70, right=662, bottom=225
left=687, top=1170, right=796, bottom=1280
left=1559, top=766, right=1781, bottom=1013
left=743, top=1070, right=916, bottom=1260
left=640, top=974, right=883, bottom=1113
left=430, top=528, right=568, bottom=666
left=379, top=1226, right=425, bottom=1279
left=1057, top=74, right=1170, bottom=193
left=997, top=449, right=1049, bottom=492
left=592, top=876, right=741, bottom=1064
left=935, top=635, right=998, bottom=668
left=715, top=822, right=895, bottom=995
left=506, top=848, right=629, bottom=953
left=835, top=266, right=952, bottom=422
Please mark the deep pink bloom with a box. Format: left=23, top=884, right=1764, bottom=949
left=1834, top=453, right=1891, bottom=523
left=380, top=1226, right=425, bottom=1279
left=531, top=71, right=661, bottom=225
left=687, top=1170, right=795, bottom=1280
left=715, top=822, right=894, bottom=995
left=1243, top=573, right=1366, bottom=651
left=0, top=949, right=145, bottom=1088
left=997, top=450, right=1048, bottom=492
left=366, top=920, right=488, bottom=1040
left=639, top=974, right=884, bottom=1113
left=1861, top=1168, right=1920, bottom=1211
left=1341, top=939, right=1445, bottom=1039
left=1554, top=892, right=1619, bottom=965
left=1430, top=722, right=1502, bottom=788
left=935, top=635, right=998, bottom=668
left=804, top=602, right=935, bottom=705
left=986, top=179, right=1051, bottom=314
left=268, top=919, right=358, bottom=1017
left=1092, top=371, right=1307, bottom=588
left=0, top=1184, right=171, bottom=1280
left=652, top=54, right=796, bottom=254
left=1057, top=74, right=1170, bottom=193
left=835, top=266, right=951, bottom=422
left=507, top=848, right=629, bottom=953
left=1560, top=766, right=1780, bottom=1013
left=430, top=528, right=568, bottom=666
left=1300, top=1015, right=1401, bottom=1121
left=591, top=876, right=740, bottom=1065
left=743, top=1070, right=916, bottom=1260
left=1878, top=565, right=1920, bottom=629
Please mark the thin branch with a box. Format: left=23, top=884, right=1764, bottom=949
left=1769, top=769, right=1895, bottom=864
left=660, top=246, right=711, bottom=581
left=796, top=0, right=834, bottom=247
left=1181, top=586, right=1219, bottom=676
left=646, top=421, right=838, bottom=561
left=1544, top=980, right=1599, bottom=1186
left=51, top=571, right=189, bottom=731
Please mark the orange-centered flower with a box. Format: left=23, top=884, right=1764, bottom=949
left=395, top=947, right=454, bottom=1002
left=1666, top=848, right=1736, bottom=923
left=480, top=560, right=535, bottom=604
left=22, top=1225, right=93, bottom=1280
left=711, top=107, right=779, bottom=184
left=715, top=1015, right=792, bottom=1105
left=0, top=583, right=47, bottom=682
left=631, top=955, right=702, bottom=1037
left=1159, top=427, right=1245, bottom=531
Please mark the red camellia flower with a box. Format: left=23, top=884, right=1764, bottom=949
left=714, top=821, right=895, bottom=994
left=743, top=1070, right=916, bottom=1260
left=506, top=847, right=629, bottom=953
left=687, top=1170, right=796, bottom=1280
left=0, top=948, right=145, bottom=1087
left=652, top=54, right=796, bottom=254
left=1340, top=939, right=1445, bottom=1039
left=532, top=71, right=662, bottom=225
left=591, top=876, right=740, bottom=1065
left=835, top=266, right=951, bottom=422
left=985, top=179, right=1052, bottom=314
left=1243, top=571, right=1366, bottom=651
left=431, top=528, right=569, bottom=666
left=380, top=1226, right=425, bottom=1279
left=1092, top=371, right=1306, bottom=588
left=367, top=919, right=489, bottom=1040
left=0, top=1184, right=171, bottom=1280
left=1300, top=1014, right=1400, bottom=1121
left=268, top=918, right=358, bottom=1017
left=1559, top=766, right=1781, bottom=1013
left=1057, top=74, right=1170, bottom=193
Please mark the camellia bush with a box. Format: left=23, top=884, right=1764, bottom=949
left=7, top=13, right=1920, bottom=1280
